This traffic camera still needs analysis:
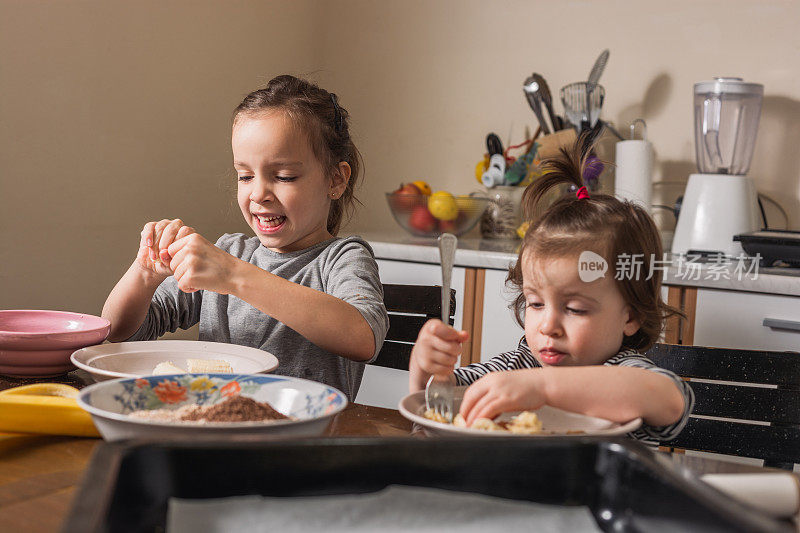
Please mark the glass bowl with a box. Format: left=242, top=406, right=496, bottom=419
left=385, top=193, right=489, bottom=237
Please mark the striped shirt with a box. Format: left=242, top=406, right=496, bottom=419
left=454, top=337, right=694, bottom=442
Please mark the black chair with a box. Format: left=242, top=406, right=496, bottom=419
left=646, top=343, right=800, bottom=470
left=371, top=284, right=456, bottom=371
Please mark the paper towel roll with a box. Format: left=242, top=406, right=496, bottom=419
left=615, top=139, right=653, bottom=210
left=701, top=473, right=800, bottom=518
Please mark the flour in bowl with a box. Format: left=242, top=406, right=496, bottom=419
left=129, top=395, right=291, bottom=423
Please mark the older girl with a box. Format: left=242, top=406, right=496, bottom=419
left=103, top=75, right=389, bottom=401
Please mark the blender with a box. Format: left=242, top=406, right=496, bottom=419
left=671, top=77, right=764, bottom=258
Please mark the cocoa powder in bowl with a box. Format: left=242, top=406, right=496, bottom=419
left=182, top=395, right=289, bottom=422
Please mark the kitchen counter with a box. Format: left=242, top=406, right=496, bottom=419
left=359, top=232, right=800, bottom=297
left=360, top=231, right=519, bottom=270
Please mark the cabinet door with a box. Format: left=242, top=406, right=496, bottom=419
left=355, top=259, right=467, bottom=409
left=694, top=289, right=800, bottom=351
left=479, top=268, right=525, bottom=362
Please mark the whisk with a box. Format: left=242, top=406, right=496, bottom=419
left=560, top=82, right=605, bottom=132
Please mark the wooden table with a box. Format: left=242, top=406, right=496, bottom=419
left=0, top=371, right=788, bottom=532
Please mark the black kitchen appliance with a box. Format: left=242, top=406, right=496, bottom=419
left=734, top=230, right=800, bottom=267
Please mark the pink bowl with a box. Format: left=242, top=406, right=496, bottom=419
left=0, top=310, right=111, bottom=377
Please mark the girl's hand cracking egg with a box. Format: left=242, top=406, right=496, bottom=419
left=166, top=233, right=244, bottom=295
left=137, top=219, right=195, bottom=278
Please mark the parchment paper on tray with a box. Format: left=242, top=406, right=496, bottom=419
left=167, top=485, right=601, bottom=533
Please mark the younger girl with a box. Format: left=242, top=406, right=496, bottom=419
left=103, top=75, right=389, bottom=401
left=410, top=135, right=694, bottom=441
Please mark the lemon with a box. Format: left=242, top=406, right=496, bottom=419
left=427, top=191, right=459, bottom=221
left=516, top=221, right=530, bottom=239
left=411, top=180, right=432, bottom=196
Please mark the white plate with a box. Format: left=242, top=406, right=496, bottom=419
left=71, top=340, right=279, bottom=381
left=399, top=389, right=641, bottom=437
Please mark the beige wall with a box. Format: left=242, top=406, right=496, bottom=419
left=318, top=0, right=800, bottom=239
left=0, top=0, right=322, bottom=315
left=3, top=0, right=800, bottom=316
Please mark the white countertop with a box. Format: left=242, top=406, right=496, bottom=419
left=662, top=262, right=800, bottom=296
left=357, top=232, right=800, bottom=297
left=359, top=232, right=518, bottom=270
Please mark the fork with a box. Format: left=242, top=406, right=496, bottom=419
left=425, top=232, right=458, bottom=422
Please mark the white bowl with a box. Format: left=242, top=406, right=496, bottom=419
left=399, top=389, right=641, bottom=437
left=70, top=340, right=278, bottom=381
left=77, top=373, right=348, bottom=441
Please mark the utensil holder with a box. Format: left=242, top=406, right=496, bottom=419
left=536, top=129, right=578, bottom=160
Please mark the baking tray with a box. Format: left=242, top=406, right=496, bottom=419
left=64, top=437, right=792, bottom=533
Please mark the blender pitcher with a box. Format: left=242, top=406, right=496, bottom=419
left=672, top=77, right=764, bottom=258
left=694, top=77, right=763, bottom=175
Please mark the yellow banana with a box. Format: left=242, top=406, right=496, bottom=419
left=0, top=383, right=100, bottom=437
left=0, top=383, right=81, bottom=398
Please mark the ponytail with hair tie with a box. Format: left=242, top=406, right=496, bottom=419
left=510, top=130, right=684, bottom=352
left=521, top=131, right=596, bottom=219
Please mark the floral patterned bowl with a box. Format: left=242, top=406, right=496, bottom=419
left=77, top=373, right=348, bottom=441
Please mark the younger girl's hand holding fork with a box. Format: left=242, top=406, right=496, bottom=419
left=408, top=319, right=469, bottom=393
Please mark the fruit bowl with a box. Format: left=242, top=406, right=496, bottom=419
left=385, top=192, right=489, bottom=237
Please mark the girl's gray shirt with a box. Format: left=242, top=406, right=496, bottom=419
left=126, top=233, right=389, bottom=401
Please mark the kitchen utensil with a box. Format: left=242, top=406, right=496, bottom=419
left=532, top=73, right=561, bottom=131
left=598, top=120, right=625, bottom=140
left=70, top=339, right=279, bottom=382
left=481, top=133, right=506, bottom=187
left=560, top=82, right=605, bottom=131
left=425, top=233, right=457, bottom=421
left=523, top=75, right=552, bottom=134
left=672, top=77, right=764, bottom=258
left=486, top=132, right=503, bottom=157
left=77, top=373, right=347, bottom=441
left=402, top=389, right=642, bottom=437
left=0, top=310, right=110, bottom=377
left=585, top=49, right=610, bottom=130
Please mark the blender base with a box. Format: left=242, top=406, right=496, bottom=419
left=671, top=173, right=760, bottom=258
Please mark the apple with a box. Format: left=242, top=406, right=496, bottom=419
left=408, top=205, right=437, bottom=234
left=391, top=183, right=422, bottom=212
left=439, top=219, right=458, bottom=233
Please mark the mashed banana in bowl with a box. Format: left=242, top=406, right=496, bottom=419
left=152, top=359, right=233, bottom=375
left=423, top=408, right=543, bottom=434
